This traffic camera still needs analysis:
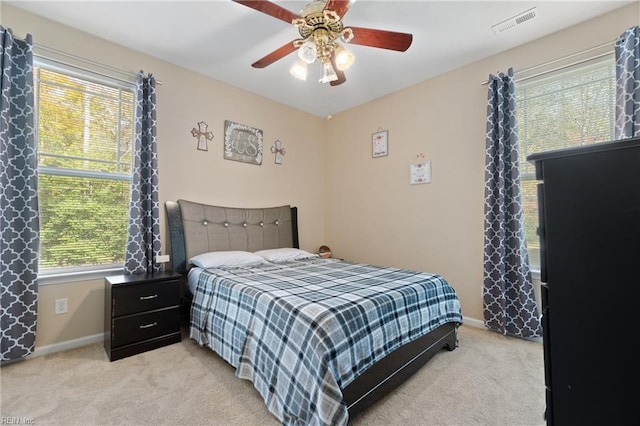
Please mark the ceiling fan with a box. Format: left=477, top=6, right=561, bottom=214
left=232, top=0, right=413, bottom=86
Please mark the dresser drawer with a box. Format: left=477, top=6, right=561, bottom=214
left=112, top=279, right=180, bottom=316
left=112, top=307, right=180, bottom=348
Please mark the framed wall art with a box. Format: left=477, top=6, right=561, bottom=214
left=372, top=129, right=388, bottom=158
left=224, top=120, right=263, bottom=165
left=410, top=161, right=431, bottom=184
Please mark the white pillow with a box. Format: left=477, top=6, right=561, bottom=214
left=254, top=248, right=317, bottom=262
left=189, top=250, right=265, bottom=268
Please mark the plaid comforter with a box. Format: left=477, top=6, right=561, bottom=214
left=189, top=257, right=462, bottom=426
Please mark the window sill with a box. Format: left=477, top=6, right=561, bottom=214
left=530, top=268, right=541, bottom=281
left=38, top=267, right=124, bottom=286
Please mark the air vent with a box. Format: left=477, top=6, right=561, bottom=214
left=492, top=7, right=538, bottom=34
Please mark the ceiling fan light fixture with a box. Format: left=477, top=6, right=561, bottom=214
left=319, top=61, right=338, bottom=83
left=298, top=39, right=318, bottom=64
left=290, top=59, right=308, bottom=80
left=334, top=44, right=354, bottom=71
left=232, top=0, right=413, bottom=87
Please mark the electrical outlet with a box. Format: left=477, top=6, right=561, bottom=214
left=54, top=298, right=68, bottom=315
left=156, top=254, right=170, bottom=263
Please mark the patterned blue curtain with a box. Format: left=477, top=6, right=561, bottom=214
left=0, top=27, right=39, bottom=362
left=615, top=26, right=640, bottom=139
left=483, top=68, right=541, bottom=339
left=124, top=72, right=161, bottom=274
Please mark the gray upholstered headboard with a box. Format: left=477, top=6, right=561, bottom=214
left=165, top=199, right=299, bottom=275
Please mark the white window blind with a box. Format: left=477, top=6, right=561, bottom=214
left=517, top=55, right=616, bottom=270
left=35, top=61, right=135, bottom=272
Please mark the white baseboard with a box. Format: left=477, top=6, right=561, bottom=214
left=461, top=316, right=485, bottom=329
left=30, top=332, right=105, bottom=358
left=460, top=316, right=543, bottom=342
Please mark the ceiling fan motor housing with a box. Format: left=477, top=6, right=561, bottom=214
left=296, top=8, right=344, bottom=39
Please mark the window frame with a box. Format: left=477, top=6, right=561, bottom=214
left=34, top=58, right=136, bottom=284
left=516, top=54, right=616, bottom=274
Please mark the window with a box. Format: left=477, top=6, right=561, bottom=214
left=35, top=61, right=135, bottom=274
left=517, top=55, right=616, bottom=270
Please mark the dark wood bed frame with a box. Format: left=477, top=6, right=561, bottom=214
left=165, top=200, right=459, bottom=417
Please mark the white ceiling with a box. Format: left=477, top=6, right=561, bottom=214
left=7, top=1, right=633, bottom=117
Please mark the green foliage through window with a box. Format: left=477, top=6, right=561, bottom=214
left=35, top=63, right=134, bottom=271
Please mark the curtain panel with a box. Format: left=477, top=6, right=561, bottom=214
left=615, top=26, right=640, bottom=139
left=0, top=27, right=39, bottom=362
left=124, top=72, right=162, bottom=274
left=483, top=68, right=541, bottom=339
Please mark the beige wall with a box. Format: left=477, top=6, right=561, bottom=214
left=4, top=4, right=326, bottom=348
left=3, top=2, right=639, bottom=349
left=324, top=3, right=639, bottom=323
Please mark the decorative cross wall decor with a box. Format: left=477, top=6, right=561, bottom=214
left=191, top=121, right=214, bottom=151
left=271, top=140, right=286, bottom=164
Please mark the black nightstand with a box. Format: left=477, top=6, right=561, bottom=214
left=104, top=272, right=182, bottom=361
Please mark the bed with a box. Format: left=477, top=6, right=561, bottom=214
left=165, top=199, right=462, bottom=425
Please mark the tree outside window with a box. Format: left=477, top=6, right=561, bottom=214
left=35, top=64, right=134, bottom=271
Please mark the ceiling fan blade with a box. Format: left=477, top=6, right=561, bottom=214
left=324, top=0, right=355, bottom=19
left=251, top=40, right=301, bottom=68
left=232, top=0, right=300, bottom=25
left=348, top=26, right=413, bottom=52
left=329, top=54, right=347, bottom=86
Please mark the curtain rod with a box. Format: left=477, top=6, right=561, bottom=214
left=515, top=51, right=614, bottom=85
left=34, top=43, right=163, bottom=85
left=480, top=39, right=614, bottom=85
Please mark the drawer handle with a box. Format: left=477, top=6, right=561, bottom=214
left=139, top=322, right=157, bottom=329
left=139, top=294, right=158, bottom=300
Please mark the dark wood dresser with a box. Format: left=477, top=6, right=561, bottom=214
left=527, top=136, right=640, bottom=425
left=104, top=272, right=182, bottom=361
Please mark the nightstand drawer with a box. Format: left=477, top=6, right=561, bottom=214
left=112, top=279, right=180, bottom=316
left=112, top=307, right=180, bottom=348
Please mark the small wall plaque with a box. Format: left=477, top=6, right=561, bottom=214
left=410, top=161, right=431, bottom=184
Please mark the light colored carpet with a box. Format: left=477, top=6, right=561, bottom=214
left=1, top=325, right=544, bottom=425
